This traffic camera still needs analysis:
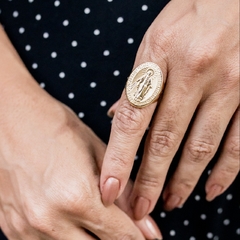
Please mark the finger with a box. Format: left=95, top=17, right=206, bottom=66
left=130, top=71, right=202, bottom=219
left=116, top=181, right=163, bottom=239
left=101, top=59, right=167, bottom=206
left=82, top=204, right=146, bottom=240
left=163, top=94, right=239, bottom=211
left=206, top=107, right=240, bottom=201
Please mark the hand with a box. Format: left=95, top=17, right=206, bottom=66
left=0, top=27, right=162, bottom=240
left=0, top=101, right=162, bottom=240
left=100, top=0, right=239, bottom=220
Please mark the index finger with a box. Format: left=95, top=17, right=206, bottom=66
left=100, top=62, right=166, bottom=206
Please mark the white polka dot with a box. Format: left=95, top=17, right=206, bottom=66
left=160, top=212, right=166, bottom=218
left=213, top=236, right=219, bottom=240
left=127, top=38, right=134, bottom=44
left=93, top=29, right=100, bottom=35
left=100, top=101, right=107, bottom=107
left=28, top=0, right=34, bottom=2
left=35, top=14, right=41, bottom=20
left=54, top=0, right=60, bottom=7
left=117, top=17, right=124, bottom=23
left=134, top=155, right=139, bottom=161
left=190, top=237, right=196, bottom=240
left=68, top=93, right=74, bottom=99
left=90, top=82, right=97, bottom=88
left=84, top=8, right=91, bottom=14
left=183, top=220, right=189, bottom=226
left=40, top=82, right=45, bottom=88
left=32, top=63, right=38, bottom=69
left=78, top=112, right=85, bottom=118
left=13, top=11, right=19, bottom=18
left=80, top=61, right=87, bottom=68
left=236, top=228, right=240, bottom=235
left=142, top=5, right=148, bottom=11
left=207, top=232, right=213, bottom=239
left=59, top=72, right=65, bottom=78
left=43, top=32, right=49, bottom=38
left=103, top=50, right=110, bottom=56
left=71, top=40, right=78, bottom=47
left=51, top=52, right=57, bottom=58
left=226, top=194, right=233, bottom=200
left=113, top=70, right=120, bottom=76
left=200, top=214, right=207, bottom=220
left=223, top=219, right=230, bottom=225
left=25, top=45, right=31, bottom=51
left=208, top=170, right=212, bottom=175
left=170, top=230, right=176, bottom=236
left=217, top=208, right=223, bottom=214
left=195, top=195, right=201, bottom=201
left=107, top=0, right=113, bottom=2
left=0, top=9, right=2, bottom=14
left=19, top=27, right=25, bottom=34
left=63, top=20, right=69, bottom=26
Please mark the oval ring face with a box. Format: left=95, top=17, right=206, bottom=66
left=125, top=62, right=164, bottom=108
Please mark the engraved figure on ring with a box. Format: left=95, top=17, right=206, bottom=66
left=134, top=69, right=154, bottom=101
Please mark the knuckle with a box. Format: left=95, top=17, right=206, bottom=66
left=108, top=150, right=130, bottom=169
left=57, top=189, right=92, bottom=218
left=225, top=137, right=240, bottom=159
left=187, top=46, right=217, bottom=73
left=114, top=100, right=146, bottom=134
left=27, top=210, right=49, bottom=233
left=137, top=172, right=160, bottom=190
left=178, top=178, right=194, bottom=191
left=187, top=139, right=216, bottom=163
left=11, top=214, right=27, bottom=235
left=146, top=29, right=172, bottom=59
left=219, top=164, right=239, bottom=177
left=148, top=129, right=179, bottom=157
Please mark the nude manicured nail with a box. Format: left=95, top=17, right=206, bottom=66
left=102, top=177, right=120, bottom=206
left=164, top=194, right=182, bottom=211
left=133, top=196, right=150, bottom=220
left=145, top=218, right=163, bottom=240
left=107, top=109, right=114, bottom=118
left=107, top=101, right=119, bottom=118
left=206, top=184, right=223, bottom=201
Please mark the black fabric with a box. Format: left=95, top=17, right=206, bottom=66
left=0, top=1, right=239, bottom=239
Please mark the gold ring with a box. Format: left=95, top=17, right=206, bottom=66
left=125, top=62, right=164, bottom=108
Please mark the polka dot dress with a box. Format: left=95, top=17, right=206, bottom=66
left=0, top=1, right=239, bottom=239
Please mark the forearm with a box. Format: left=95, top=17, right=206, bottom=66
left=0, top=26, right=57, bottom=124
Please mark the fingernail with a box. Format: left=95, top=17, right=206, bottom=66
left=107, top=101, right=119, bottom=118
left=102, top=177, right=120, bottom=206
left=133, top=196, right=150, bottom=220
left=145, top=218, right=163, bottom=240
left=164, top=194, right=182, bottom=211
left=206, top=184, right=223, bottom=201
left=107, top=109, right=114, bottom=118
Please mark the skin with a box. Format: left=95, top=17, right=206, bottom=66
left=0, top=27, right=162, bottom=240
left=101, top=0, right=239, bottom=220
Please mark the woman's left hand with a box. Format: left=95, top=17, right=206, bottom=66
left=100, top=0, right=239, bottom=220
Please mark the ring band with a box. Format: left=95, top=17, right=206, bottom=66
left=125, top=62, right=164, bottom=108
